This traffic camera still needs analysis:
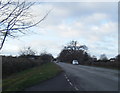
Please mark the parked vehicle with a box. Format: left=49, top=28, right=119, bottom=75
left=72, top=60, right=79, bottom=65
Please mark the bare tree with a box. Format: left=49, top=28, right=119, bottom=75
left=64, top=40, right=88, bottom=51
left=19, top=46, right=36, bottom=57
left=0, top=0, right=49, bottom=50
left=99, top=54, right=108, bottom=61
left=58, top=40, right=90, bottom=64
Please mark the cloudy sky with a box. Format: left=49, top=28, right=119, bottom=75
left=0, top=1, right=118, bottom=59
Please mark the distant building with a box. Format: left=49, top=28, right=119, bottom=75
left=109, top=58, right=115, bottom=62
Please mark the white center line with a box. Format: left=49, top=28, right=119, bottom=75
left=74, top=86, right=79, bottom=91
left=64, top=73, right=79, bottom=91
left=64, top=74, right=67, bottom=77
left=67, top=79, right=70, bottom=82
left=69, top=82, right=73, bottom=86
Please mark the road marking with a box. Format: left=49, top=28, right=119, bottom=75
left=74, top=86, right=79, bottom=91
left=64, top=74, right=68, bottom=79
left=67, top=79, right=70, bottom=82
left=69, top=82, right=73, bottom=86
left=64, top=73, right=79, bottom=91
left=66, top=77, right=68, bottom=79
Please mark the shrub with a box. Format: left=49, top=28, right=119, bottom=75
left=2, top=53, right=53, bottom=78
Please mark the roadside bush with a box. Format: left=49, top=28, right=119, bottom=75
left=88, top=59, right=119, bottom=69
left=2, top=56, right=40, bottom=78
left=40, top=53, right=53, bottom=63
left=2, top=53, right=53, bottom=78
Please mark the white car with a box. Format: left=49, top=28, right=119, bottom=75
left=72, top=60, right=79, bottom=65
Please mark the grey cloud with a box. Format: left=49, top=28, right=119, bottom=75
left=1, top=2, right=118, bottom=58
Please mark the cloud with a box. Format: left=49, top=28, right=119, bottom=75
left=1, top=40, right=21, bottom=56
left=27, top=39, right=63, bottom=56
left=0, top=2, right=118, bottom=58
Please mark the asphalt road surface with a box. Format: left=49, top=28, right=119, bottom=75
left=25, top=62, right=118, bottom=91
left=57, top=62, right=119, bottom=91
left=25, top=72, right=76, bottom=91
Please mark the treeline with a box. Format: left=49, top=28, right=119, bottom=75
left=91, top=55, right=119, bottom=68
left=57, top=41, right=119, bottom=69
left=58, top=41, right=91, bottom=64
left=58, top=49, right=91, bottom=65
left=2, top=51, right=53, bottom=78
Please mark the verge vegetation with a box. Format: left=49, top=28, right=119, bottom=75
left=2, top=62, right=62, bottom=92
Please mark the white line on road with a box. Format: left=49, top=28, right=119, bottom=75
left=64, top=74, right=66, bottom=77
left=69, top=82, right=73, bottom=86
left=67, top=79, right=70, bottom=82
left=74, top=86, right=79, bottom=91
left=64, top=73, right=80, bottom=91
left=64, top=74, right=73, bottom=86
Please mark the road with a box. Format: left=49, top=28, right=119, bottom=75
left=25, top=62, right=118, bottom=91
left=25, top=72, right=76, bottom=91
left=57, top=62, right=119, bottom=91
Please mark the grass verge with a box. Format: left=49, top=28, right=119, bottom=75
left=2, top=62, right=62, bottom=92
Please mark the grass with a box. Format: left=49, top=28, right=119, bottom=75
left=2, top=62, right=62, bottom=92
